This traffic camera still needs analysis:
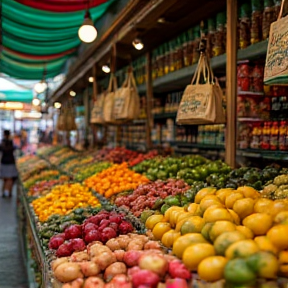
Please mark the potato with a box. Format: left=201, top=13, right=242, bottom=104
left=127, top=239, right=144, bottom=251
left=62, top=278, right=84, bottom=288
left=89, top=244, right=112, bottom=258
left=70, top=251, right=89, bottom=262
left=106, top=239, right=121, bottom=251
left=51, top=257, right=69, bottom=272
left=54, top=262, right=83, bottom=283
left=83, top=277, right=105, bottom=288
left=79, top=261, right=101, bottom=277
left=93, top=251, right=116, bottom=271
left=104, top=262, right=127, bottom=281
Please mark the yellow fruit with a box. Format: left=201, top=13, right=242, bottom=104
left=161, top=229, right=181, bottom=248
left=267, top=225, right=288, bottom=250
left=279, top=251, right=288, bottom=277
left=232, top=198, right=255, bottom=220
left=187, top=203, right=201, bottom=215
left=199, top=195, right=223, bottom=214
left=236, top=226, right=254, bottom=239
left=183, top=243, right=215, bottom=271
left=172, top=233, right=208, bottom=259
left=195, top=187, right=217, bottom=204
left=225, top=192, right=244, bottom=209
left=254, top=236, right=279, bottom=256
left=164, top=206, right=183, bottom=222
left=225, top=239, right=260, bottom=259
left=274, top=211, right=288, bottom=224
left=246, top=251, right=278, bottom=279
left=203, top=207, right=233, bottom=223
left=145, top=215, right=164, bottom=230
left=152, top=222, right=171, bottom=240
left=180, top=216, right=205, bottom=235
left=214, top=231, right=246, bottom=256
left=228, top=209, right=241, bottom=225
left=176, top=212, right=195, bottom=224
left=201, top=222, right=214, bottom=242
left=242, top=213, right=273, bottom=236
left=209, top=221, right=236, bottom=242
left=216, top=188, right=234, bottom=204
left=253, top=198, right=274, bottom=213
left=237, top=186, right=260, bottom=199
left=198, top=256, right=228, bottom=282
left=170, top=208, right=185, bottom=227
left=270, top=200, right=288, bottom=217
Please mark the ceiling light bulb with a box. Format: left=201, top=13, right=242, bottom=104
left=34, top=80, right=47, bottom=94
left=102, top=65, right=111, bottom=73
left=89, top=77, right=94, bottom=83
left=54, top=102, right=61, bottom=109
left=70, top=90, right=76, bottom=97
left=132, top=38, right=144, bottom=50
left=32, top=98, right=41, bottom=106
left=78, top=11, right=97, bottom=43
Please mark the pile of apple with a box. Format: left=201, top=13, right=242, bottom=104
left=128, top=150, right=159, bottom=167
left=48, top=211, right=134, bottom=257
left=52, top=234, right=192, bottom=288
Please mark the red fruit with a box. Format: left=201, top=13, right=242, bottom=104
left=83, top=223, right=98, bottom=234
left=99, top=219, right=110, bottom=229
left=165, top=278, right=188, bottom=288
left=84, top=230, right=101, bottom=244
left=48, top=235, right=65, bottom=250
left=139, top=254, right=168, bottom=277
left=123, top=250, right=143, bottom=267
left=56, top=243, right=73, bottom=257
left=131, top=270, right=160, bottom=288
left=168, top=260, right=191, bottom=280
left=118, top=221, right=133, bottom=235
left=109, top=222, right=119, bottom=232
left=127, top=267, right=141, bottom=277
left=64, top=224, right=82, bottom=240
left=100, top=227, right=117, bottom=243
left=109, top=215, right=122, bottom=224
left=70, top=238, right=86, bottom=252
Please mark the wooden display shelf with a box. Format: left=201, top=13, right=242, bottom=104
left=237, top=149, right=288, bottom=161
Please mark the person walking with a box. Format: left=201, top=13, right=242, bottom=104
left=0, top=130, right=18, bottom=197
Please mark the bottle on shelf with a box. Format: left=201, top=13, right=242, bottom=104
left=239, top=2, right=251, bottom=49
left=250, top=123, right=261, bottom=149
left=279, top=121, right=287, bottom=151
left=207, top=18, right=216, bottom=58
left=262, top=0, right=276, bottom=40
left=251, top=0, right=263, bottom=44
left=176, top=36, right=183, bottom=71
left=270, top=121, right=279, bottom=150
left=157, top=45, right=165, bottom=78
left=261, top=122, right=271, bottom=150
left=164, top=42, right=170, bottom=75
left=192, top=25, right=200, bottom=64
left=213, top=12, right=226, bottom=56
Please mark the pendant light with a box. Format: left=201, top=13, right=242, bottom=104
left=102, top=64, right=110, bottom=73
left=78, top=1, right=97, bottom=43
left=34, top=64, right=47, bottom=94
left=32, top=98, right=41, bottom=106
left=132, top=38, right=144, bottom=50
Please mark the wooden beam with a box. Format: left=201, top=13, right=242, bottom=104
left=225, top=0, right=237, bottom=168
left=145, top=52, right=153, bottom=150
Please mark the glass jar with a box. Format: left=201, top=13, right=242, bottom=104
left=213, top=12, right=226, bottom=56
left=251, top=64, right=264, bottom=92
left=262, top=0, right=275, bottom=40
left=206, top=18, right=216, bottom=58
left=157, top=45, right=165, bottom=78
left=237, top=63, right=251, bottom=91
left=251, top=0, right=263, bottom=44
left=192, top=25, right=200, bottom=64
left=239, top=3, right=251, bottom=49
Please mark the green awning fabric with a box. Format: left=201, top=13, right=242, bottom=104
left=0, top=0, right=116, bottom=79
left=0, top=90, right=34, bottom=103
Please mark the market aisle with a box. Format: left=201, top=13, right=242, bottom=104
left=0, top=183, right=28, bottom=288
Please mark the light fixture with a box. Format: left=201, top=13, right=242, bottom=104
left=132, top=38, right=144, bottom=50
left=89, top=76, right=94, bottom=83
left=32, top=98, right=41, bottom=106
left=70, top=90, right=76, bottom=97
left=78, top=9, right=97, bottom=43
left=54, top=102, right=61, bottom=109
left=34, top=80, right=47, bottom=94
left=102, top=65, right=110, bottom=73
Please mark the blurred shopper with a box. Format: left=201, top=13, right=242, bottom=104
left=0, top=130, right=18, bottom=197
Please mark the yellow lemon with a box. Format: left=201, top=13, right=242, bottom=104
left=254, top=236, right=279, bottom=256
left=209, top=220, right=236, bottom=242
left=203, top=207, right=233, bottom=223
left=232, top=198, right=255, bottom=220
left=195, top=187, right=217, bottom=204
left=242, top=213, right=273, bottom=236
left=225, top=239, right=260, bottom=259
left=145, top=214, right=164, bottom=230
left=236, top=226, right=254, bottom=239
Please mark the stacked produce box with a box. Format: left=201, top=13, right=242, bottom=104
left=17, top=145, right=288, bottom=288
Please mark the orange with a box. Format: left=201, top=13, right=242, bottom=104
left=237, top=186, right=260, bottom=199
left=187, top=203, right=201, bottom=216
left=145, top=215, right=164, bottom=230
left=236, top=226, right=254, bottom=239
left=216, top=188, right=234, bottom=204
left=172, top=233, right=208, bottom=259
left=208, top=221, right=236, bottom=242
left=176, top=212, right=196, bottom=224
left=225, top=192, right=244, bottom=209
left=164, top=206, right=183, bottom=223
left=161, top=229, right=181, bottom=248
left=269, top=200, right=288, bottom=217
left=253, top=198, right=274, bottom=213
left=182, top=243, right=215, bottom=271
left=228, top=209, right=241, bottom=225
left=232, top=198, right=254, bottom=220
left=214, top=230, right=246, bottom=256
left=274, top=211, right=288, bottom=224
left=267, top=224, right=288, bottom=250
left=278, top=251, right=288, bottom=277
left=195, top=187, right=217, bottom=204
left=254, top=236, right=279, bottom=256
left=201, top=222, right=214, bottom=242
left=242, top=213, right=273, bottom=236
left=170, top=208, right=185, bottom=227
left=197, top=256, right=228, bottom=282
left=152, top=222, right=171, bottom=240
left=225, top=239, right=260, bottom=259
left=246, top=251, right=279, bottom=279
left=203, top=207, right=233, bottom=223
left=180, top=216, right=205, bottom=235
left=199, top=195, right=223, bottom=214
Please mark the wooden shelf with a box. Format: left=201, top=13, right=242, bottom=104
left=238, top=117, right=267, bottom=122
left=153, top=112, right=177, bottom=120
left=238, top=91, right=265, bottom=96
left=237, top=149, right=288, bottom=161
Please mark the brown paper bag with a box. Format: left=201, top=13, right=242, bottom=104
left=103, top=74, right=118, bottom=124
left=57, top=112, right=66, bottom=131
left=65, top=101, right=77, bottom=131
left=114, top=70, right=140, bottom=120
left=176, top=53, right=225, bottom=125
left=90, top=93, right=105, bottom=124
left=264, top=0, right=288, bottom=85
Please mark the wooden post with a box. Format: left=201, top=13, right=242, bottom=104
left=145, top=52, right=153, bottom=150
left=83, top=88, right=90, bottom=149
left=225, top=0, right=237, bottom=168
left=92, top=64, right=98, bottom=147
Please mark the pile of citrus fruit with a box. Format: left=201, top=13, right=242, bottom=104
left=145, top=186, right=288, bottom=285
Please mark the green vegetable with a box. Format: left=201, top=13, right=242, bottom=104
left=161, top=204, right=171, bottom=214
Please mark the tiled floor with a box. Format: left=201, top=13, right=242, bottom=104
left=0, top=184, right=28, bottom=288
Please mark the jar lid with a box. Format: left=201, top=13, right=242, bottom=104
left=240, top=3, right=251, bottom=17
left=252, top=0, right=263, bottom=11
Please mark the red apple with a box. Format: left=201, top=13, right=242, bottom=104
left=138, top=254, right=168, bottom=277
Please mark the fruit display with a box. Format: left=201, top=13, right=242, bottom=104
left=145, top=185, right=288, bottom=285
left=32, top=183, right=101, bottom=222
left=36, top=145, right=63, bottom=157
left=84, top=163, right=149, bottom=198
left=61, top=156, right=95, bottom=173
left=73, top=162, right=112, bottom=182
left=23, top=170, right=61, bottom=190
left=114, top=179, right=191, bottom=217
left=128, top=150, right=159, bottom=167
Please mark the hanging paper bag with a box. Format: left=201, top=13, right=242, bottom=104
left=264, top=0, right=288, bottom=85
left=114, top=69, right=140, bottom=120
left=90, top=93, right=105, bottom=124
left=103, top=74, right=118, bottom=124
left=65, top=101, right=77, bottom=131
left=176, top=53, right=225, bottom=125
left=57, top=110, right=66, bottom=131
